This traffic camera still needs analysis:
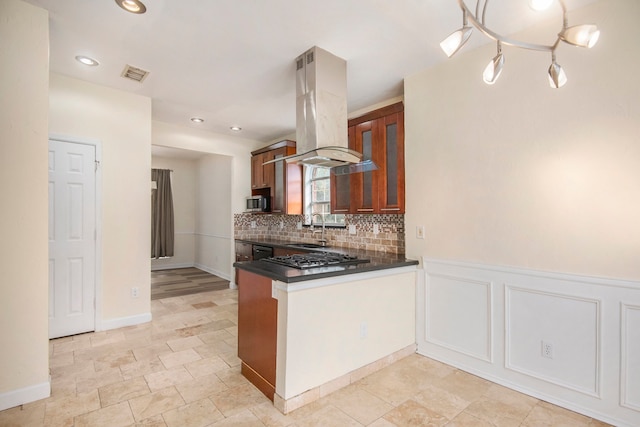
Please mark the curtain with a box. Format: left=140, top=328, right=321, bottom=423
left=151, top=169, right=174, bottom=259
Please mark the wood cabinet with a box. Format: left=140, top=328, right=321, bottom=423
left=251, top=151, right=274, bottom=190
left=237, top=269, right=277, bottom=401
left=330, top=102, right=405, bottom=214
left=251, top=140, right=301, bottom=214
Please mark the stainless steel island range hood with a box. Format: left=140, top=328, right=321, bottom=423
left=265, top=47, right=372, bottom=171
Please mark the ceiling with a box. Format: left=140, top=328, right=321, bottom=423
left=24, top=0, right=596, bottom=145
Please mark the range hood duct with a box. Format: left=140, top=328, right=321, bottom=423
left=265, top=46, right=372, bottom=170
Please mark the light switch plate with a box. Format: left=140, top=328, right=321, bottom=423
left=416, top=225, right=425, bottom=239
left=349, top=224, right=356, bottom=235
left=373, top=224, right=379, bottom=235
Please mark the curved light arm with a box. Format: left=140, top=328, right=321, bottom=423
left=456, top=0, right=567, bottom=52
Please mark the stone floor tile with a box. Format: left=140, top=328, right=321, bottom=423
left=44, top=389, right=101, bottom=425
left=289, top=404, right=363, bottom=427
left=184, top=355, right=229, bottom=378
left=324, top=386, right=394, bottom=425
left=98, top=376, right=150, bottom=407
left=411, top=383, right=471, bottom=419
left=208, top=409, right=265, bottom=427
left=382, top=399, right=448, bottom=426
left=446, top=411, right=496, bottom=427
left=144, top=366, right=194, bottom=392
left=128, top=386, right=185, bottom=422
left=74, top=401, right=134, bottom=427
left=158, top=348, right=202, bottom=369
left=166, top=335, right=205, bottom=352
left=175, top=373, right=229, bottom=404
left=0, top=403, right=45, bottom=427
left=161, top=398, right=224, bottom=427
left=209, top=383, right=271, bottom=417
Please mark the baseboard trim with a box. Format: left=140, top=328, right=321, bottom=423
left=194, top=263, right=231, bottom=282
left=0, top=379, right=51, bottom=411
left=99, top=312, right=152, bottom=332
left=151, top=262, right=194, bottom=271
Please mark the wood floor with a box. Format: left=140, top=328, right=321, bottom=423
left=151, top=267, right=230, bottom=300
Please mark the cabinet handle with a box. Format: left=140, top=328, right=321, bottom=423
left=272, top=210, right=282, bottom=213
left=381, top=208, right=400, bottom=211
left=357, top=208, right=374, bottom=212
left=334, top=209, right=349, bottom=212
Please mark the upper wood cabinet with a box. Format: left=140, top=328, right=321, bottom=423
left=250, top=140, right=302, bottom=214
left=330, top=102, right=405, bottom=214
left=251, top=150, right=274, bottom=189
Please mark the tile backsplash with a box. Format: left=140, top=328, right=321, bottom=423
left=234, top=213, right=405, bottom=254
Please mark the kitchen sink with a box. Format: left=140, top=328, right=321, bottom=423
left=287, top=243, right=330, bottom=249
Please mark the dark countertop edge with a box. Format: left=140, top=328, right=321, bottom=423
left=234, top=237, right=411, bottom=259
left=233, top=258, right=419, bottom=284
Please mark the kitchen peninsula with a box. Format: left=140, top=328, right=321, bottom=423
left=233, top=240, right=418, bottom=414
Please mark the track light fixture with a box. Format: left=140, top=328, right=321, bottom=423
left=483, top=42, right=504, bottom=85
left=440, top=0, right=599, bottom=88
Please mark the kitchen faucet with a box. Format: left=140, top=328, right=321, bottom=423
left=312, top=213, right=327, bottom=246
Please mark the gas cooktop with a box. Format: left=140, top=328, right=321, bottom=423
left=261, top=252, right=370, bottom=269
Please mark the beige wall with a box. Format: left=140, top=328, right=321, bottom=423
left=195, top=155, right=233, bottom=278
left=152, top=120, right=260, bottom=278
left=49, top=74, right=152, bottom=322
left=405, top=0, right=640, bottom=281
left=151, top=156, right=197, bottom=270
left=0, top=0, right=50, bottom=406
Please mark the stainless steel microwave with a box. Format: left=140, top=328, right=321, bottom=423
left=246, top=196, right=269, bottom=212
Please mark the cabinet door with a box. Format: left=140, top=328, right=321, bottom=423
left=351, top=120, right=378, bottom=213
left=262, top=150, right=275, bottom=189
left=378, top=111, right=405, bottom=213
left=271, top=147, right=302, bottom=214
left=251, top=151, right=275, bottom=189
left=330, top=126, right=353, bottom=214
left=271, top=148, right=285, bottom=213
left=251, top=154, right=263, bottom=189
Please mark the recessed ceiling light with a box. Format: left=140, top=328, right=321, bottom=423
left=115, top=0, right=146, bottom=14
left=75, top=55, right=99, bottom=66
left=230, top=126, right=242, bottom=132
left=190, top=117, right=204, bottom=123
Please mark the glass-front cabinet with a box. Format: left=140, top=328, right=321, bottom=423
left=330, top=102, right=405, bottom=214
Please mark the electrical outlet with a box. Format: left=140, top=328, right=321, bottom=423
left=373, top=224, right=379, bottom=235
left=296, top=221, right=302, bottom=230
left=416, top=225, right=425, bottom=239
left=542, top=341, right=554, bottom=359
left=280, top=220, right=284, bottom=230
left=131, top=287, right=139, bottom=298
left=349, top=224, right=356, bottom=235
left=250, top=220, right=257, bottom=229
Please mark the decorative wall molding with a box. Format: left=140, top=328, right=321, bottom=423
left=505, top=285, right=601, bottom=397
left=425, top=272, right=493, bottom=362
left=621, top=303, right=640, bottom=411
left=419, top=257, right=640, bottom=427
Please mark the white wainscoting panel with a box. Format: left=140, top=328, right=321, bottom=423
left=425, top=273, right=492, bottom=362
left=505, top=286, right=600, bottom=396
left=621, top=304, right=640, bottom=411
left=419, top=258, right=640, bottom=427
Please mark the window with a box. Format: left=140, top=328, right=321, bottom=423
left=304, top=166, right=345, bottom=226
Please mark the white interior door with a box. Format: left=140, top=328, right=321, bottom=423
left=49, top=139, right=96, bottom=339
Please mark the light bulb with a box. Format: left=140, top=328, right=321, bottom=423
left=529, top=0, right=554, bottom=11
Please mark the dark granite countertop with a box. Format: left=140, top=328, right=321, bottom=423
left=233, top=238, right=418, bottom=283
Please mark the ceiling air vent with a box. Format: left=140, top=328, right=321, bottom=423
left=121, top=64, right=149, bottom=83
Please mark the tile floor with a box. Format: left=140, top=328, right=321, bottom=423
left=0, top=287, right=611, bottom=426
